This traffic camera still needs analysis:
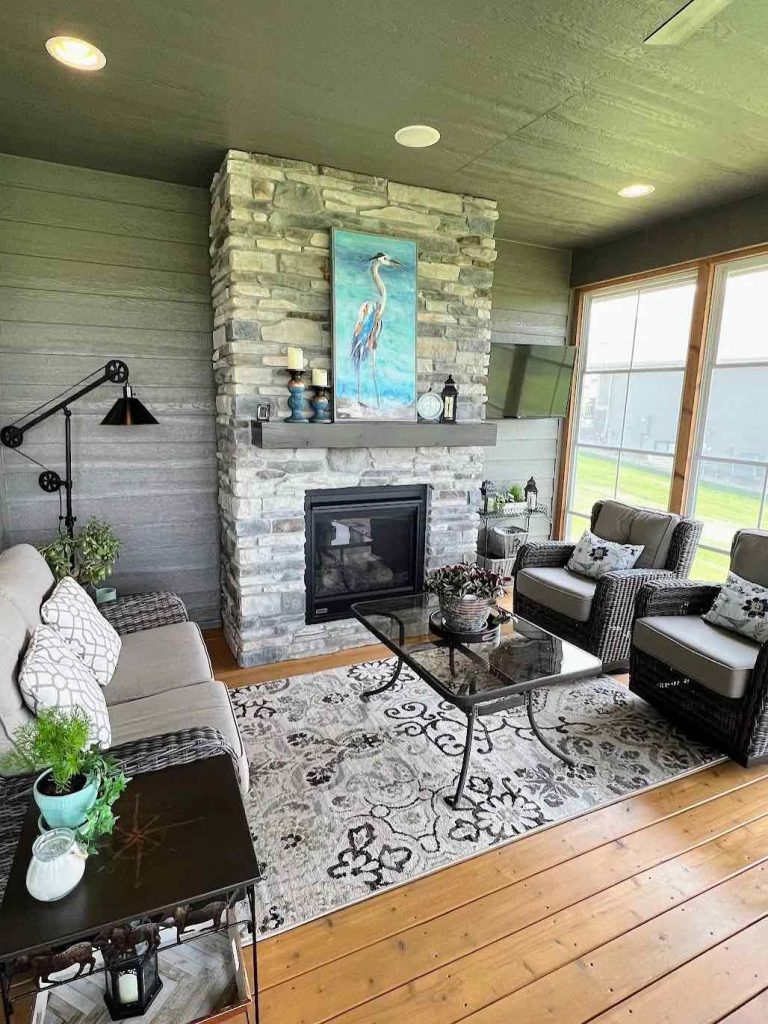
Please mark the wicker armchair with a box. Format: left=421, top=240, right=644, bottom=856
left=513, top=500, right=702, bottom=671
left=630, top=530, right=768, bottom=765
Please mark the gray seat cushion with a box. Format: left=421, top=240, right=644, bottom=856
left=516, top=567, right=597, bottom=623
left=593, top=500, right=681, bottom=570
left=108, top=680, right=249, bottom=792
left=0, top=595, right=34, bottom=756
left=106, top=622, right=214, bottom=706
left=0, top=544, right=54, bottom=632
left=634, top=615, right=759, bottom=699
left=730, top=529, right=768, bottom=589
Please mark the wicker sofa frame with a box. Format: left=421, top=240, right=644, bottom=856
left=513, top=502, right=703, bottom=672
left=630, top=577, right=768, bottom=766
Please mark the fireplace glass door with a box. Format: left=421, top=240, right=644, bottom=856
left=305, top=486, right=428, bottom=622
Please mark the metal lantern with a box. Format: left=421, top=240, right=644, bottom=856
left=103, top=946, right=162, bottom=1020
left=525, top=476, right=538, bottom=512
left=440, top=375, right=458, bottom=424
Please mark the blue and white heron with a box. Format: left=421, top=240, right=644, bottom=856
left=350, top=252, right=403, bottom=407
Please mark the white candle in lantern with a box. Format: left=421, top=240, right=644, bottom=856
left=117, top=971, right=140, bottom=1004
left=286, top=347, right=304, bottom=371
left=311, top=368, right=328, bottom=388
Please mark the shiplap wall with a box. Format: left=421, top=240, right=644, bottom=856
left=485, top=239, right=572, bottom=538
left=0, top=153, right=219, bottom=625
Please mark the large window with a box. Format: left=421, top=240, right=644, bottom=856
left=687, top=255, right=768, bottom=580
left=565, top=275, right=697, bottom=540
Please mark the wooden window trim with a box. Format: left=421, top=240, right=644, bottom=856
left=553, top=241, right=768, bottom=538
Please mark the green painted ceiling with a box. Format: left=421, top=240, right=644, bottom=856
left=1, top=0, right=767, bottom=248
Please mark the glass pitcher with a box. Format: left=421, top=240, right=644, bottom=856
left=26, top=828, right=87, bottom=902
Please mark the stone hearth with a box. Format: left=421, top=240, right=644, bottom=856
left=210, top=150, right=497, bottom=666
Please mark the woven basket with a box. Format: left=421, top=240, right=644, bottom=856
left=438, top=594, right=495, bottom=632
left=487, top=525, right=528, bottom=559
left=476, top=553, right=517, bottom=579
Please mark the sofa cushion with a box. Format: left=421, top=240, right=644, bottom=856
left=105, top=622, right=214, bottom=706
left=593, top=501, right=681, bottom=570
left=730, top=529, right=768, bottom=589
left=633, top=615, right=759, bottom=699
left=42, top=577, right=121, bottom=687
left=108, top=680, right=248, bottom=791
left=19, top=625, right=111, bottom=747
left=0, top=596, right=34, bottom=755
left=0, top=544, right=55, bottom=632
left=516, top=567, right=597, bottom=623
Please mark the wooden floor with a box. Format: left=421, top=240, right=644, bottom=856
left=206, top=632, right=768, bottom=1024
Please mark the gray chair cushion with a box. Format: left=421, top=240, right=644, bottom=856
left=105, top=622, right=214, bottom=707
left=0, top=544, right=55, bottom=632
left=730, top=529, right=768, bottom=589
left=516, top=567, right=597, bottom=623
left=0, top=595, right=34, bottom=756
left=108, top=680, right=248, bottom=792
left=633, top=615, right=759, bottom=699
left=593, top=501, right=681, bottom=570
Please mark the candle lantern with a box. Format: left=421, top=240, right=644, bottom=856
left=103, top=945, right=162, bottom=1020
left=525, top=476, right=538, bottom=512
left=440, top=375, right=458, bottom=424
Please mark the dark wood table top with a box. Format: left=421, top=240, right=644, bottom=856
left=0, top=755, right=259, bottom=961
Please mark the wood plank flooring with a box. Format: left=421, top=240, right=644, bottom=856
left=203, top=633, right=768, bottom=1024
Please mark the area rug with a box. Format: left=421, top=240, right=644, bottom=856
left=230, top=658, right=721, bottom=936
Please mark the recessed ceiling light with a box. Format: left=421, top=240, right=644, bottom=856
left=45, top=36, right=106, bottom=71
left=618, top=183, right=656, bottom=199
left=394, top=125, right=440, bottom=148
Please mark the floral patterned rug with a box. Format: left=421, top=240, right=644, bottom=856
left=230, top=658, right=720, bottom=937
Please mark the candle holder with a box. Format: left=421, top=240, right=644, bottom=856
left=311, top=387, right=332, bottom=424
left=284, top=369, right=309, bottom=423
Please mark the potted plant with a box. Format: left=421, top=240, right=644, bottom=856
left=426, top=562, right=508, bottom=632
left=1, top=708, right=129, bottom=848
left=40, top=518, right=120, bottom=600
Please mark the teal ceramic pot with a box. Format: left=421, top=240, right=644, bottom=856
left=34, top=771, right=98, bottom=829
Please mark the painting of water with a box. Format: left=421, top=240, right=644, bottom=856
left=331, top=228, right=417, bottom=421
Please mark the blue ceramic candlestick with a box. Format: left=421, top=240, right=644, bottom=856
left=311, top=387, right=332, bottom=424
left=284, top=370, right=309, bottom=423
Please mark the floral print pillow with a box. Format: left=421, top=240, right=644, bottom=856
left=703, top=571, right=768, bottom=644
left=566, top=530, right=644, bottom=580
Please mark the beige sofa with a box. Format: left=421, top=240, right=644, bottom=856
left=0, top=544, right=248, bottom=789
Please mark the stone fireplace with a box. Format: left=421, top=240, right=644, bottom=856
left=210, top=150, right=497, bottom=666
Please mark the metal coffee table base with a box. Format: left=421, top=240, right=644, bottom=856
left=360, top=657, right=576, bottom=809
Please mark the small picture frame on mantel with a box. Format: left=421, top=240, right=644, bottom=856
left=255, top=402, right=272, bottom=422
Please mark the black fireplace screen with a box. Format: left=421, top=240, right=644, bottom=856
left=305, top=485, right=429, bottom=623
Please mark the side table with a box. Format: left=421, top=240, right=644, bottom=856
left=99, top=592, right=188, bottom=636
left=0, top=756, right=260, bottom=1024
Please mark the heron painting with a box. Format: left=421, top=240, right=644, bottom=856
left=331, top=228, right=417, bottom=421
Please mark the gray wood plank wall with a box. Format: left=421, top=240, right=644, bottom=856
left=485, top=239, right=572, bottom=539
left=0, top=153, right=219, bottom=625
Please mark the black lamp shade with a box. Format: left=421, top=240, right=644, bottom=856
left=102, top=385, right=158, bottom=426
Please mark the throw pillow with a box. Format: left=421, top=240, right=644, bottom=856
left=18, top=625, right=111, bottom=748
left=567, top=530, right=644, bottom=580
left=42, top=576, right=121, bottom=687
left=703, top=571, right=768, bottom=644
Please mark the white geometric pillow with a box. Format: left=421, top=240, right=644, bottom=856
left=567, top=530, right=644, bottom=580
left=42, top=576, right=121, bottom=687
left=703, top=571, right=768, bottom=644
left=19, top=625, right=111, bottom=748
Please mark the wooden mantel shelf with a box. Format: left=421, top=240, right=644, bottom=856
left=251, top=420, right=498, bottom=449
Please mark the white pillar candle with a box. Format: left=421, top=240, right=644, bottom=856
left=286, top=347, right=304, bottom=371
left=311, top=368, right=328, bottom=387
left=118, top=972, right=140, bottom=1004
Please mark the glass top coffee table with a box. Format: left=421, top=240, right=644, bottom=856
left=352, top=593, right=602, bottom=808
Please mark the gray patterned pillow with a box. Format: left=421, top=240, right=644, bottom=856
left=19, top=625, right=111, bottom=748
left=42, top=576, right=121, bottom=687
left=703, top=571, right=768, bottom=644
left=567, top=530, right=644, bottom=579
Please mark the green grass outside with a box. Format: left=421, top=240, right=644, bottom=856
left=571, top=450, right=760, bottom=582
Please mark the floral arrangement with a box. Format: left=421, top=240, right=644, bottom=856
left=491, top=483, right=524, bottom=511
left=426, top=562, right=508, bottom=601
left=40, top=518, right=120, bottom=588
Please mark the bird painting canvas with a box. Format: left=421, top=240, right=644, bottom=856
left=331, top=228, right=417, bottom=421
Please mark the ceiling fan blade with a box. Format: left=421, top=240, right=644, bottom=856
left=645, top=0, right=735, bottom=45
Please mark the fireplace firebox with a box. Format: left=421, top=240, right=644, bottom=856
left=305, top=485, right=429, bottom=623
